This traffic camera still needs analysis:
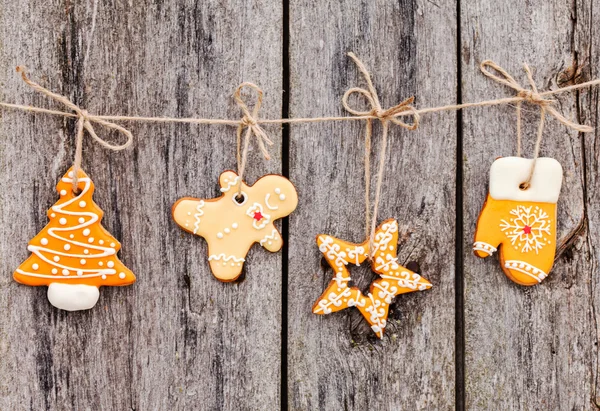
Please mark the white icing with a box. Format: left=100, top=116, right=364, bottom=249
left=500, top=205, right=551, bottom=254
left=279, top=194, right=286, bottom=201
left=78, top=217, right=85, bottom=224
left=59, top=218, right=67, bottom=225
left=232, top=223, right=238, bottom=229
left=274, top=188, right=281, bottom=194
left=83, top=228, right=90, bottom=236
left=60, top=190, right=67, bottom=196
left=217, top=232, right=224, bottom=239
left=473, top=241, right=497, bottom=255
left=64, top=244, right=71, bottom=251
left=193, top=200, right=205, bottom=234
left=246, top=203, right=270, bottom=229
left=260, top=229, right=279, bottom=246
left=224, top=228, right=230, bottom=234
left=79, top=201, right=86, bottom=208
left=504, top=260, right=547, bottom=282
left=119, top=272, right=126, bottom=279
left=32, top=264, right=39, bottom=270
left=489, top=157, right=563, bottom=203
left=220, top=176, right=240, bottom=192
left=47, top=283, right=100, bottom=311
left=41, top=238, right=48, bottom=245
left=80, top=259, right=86, bottom=265
left=264, top=193, right=279, bottom=210
left=208, top=254, right=245, bottom=263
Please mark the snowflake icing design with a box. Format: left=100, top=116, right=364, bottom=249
left=500, top=205, right=551, bottom=254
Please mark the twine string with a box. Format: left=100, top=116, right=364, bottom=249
left=233, top=82, right=273, bottom=196
left=15, top=67, right=133, bottom=191
left=342, top=52, right=420, bottom=256
left=480, top=60, right=592, bottom=188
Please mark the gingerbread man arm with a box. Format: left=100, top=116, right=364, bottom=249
left=257, top=223, right=283, bottom=252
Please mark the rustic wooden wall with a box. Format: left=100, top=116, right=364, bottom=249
left=0, top=1, right=597, bottom=410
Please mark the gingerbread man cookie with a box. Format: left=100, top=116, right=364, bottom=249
left=13, top=167, right=136, bottom=311
left=172, top=171, right=298, bottom=281
left=473, top=157, right=563, bottom=285
left=313, top=219, right=432, bottom=338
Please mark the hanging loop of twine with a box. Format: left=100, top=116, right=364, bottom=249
left=16, top=67, right=133, bottom=192
left=343, top=52, right=420, bottom=257
left=480, top=60, right=592, bottom=189
left=233, top=82, right=273, bottom=195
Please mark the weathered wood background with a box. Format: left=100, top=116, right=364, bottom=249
left=0, top=0, right=597, bottom=410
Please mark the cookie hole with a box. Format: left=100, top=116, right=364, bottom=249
left=232, top=192, right=248, bottom=206
left=72, top=188, right=81, bottom=196
left=519, top=182, right=530, bottom=191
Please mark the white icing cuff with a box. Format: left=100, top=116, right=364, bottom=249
left=473, top=241, right=497, bottom=255
left=504, top=260, right=547, bottom=282
left=47, top=283, right=100, bottom=311
left=489, top=157, right=563, bottom=203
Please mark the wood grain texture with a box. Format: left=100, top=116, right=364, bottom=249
left=0, top=1, right=283, bottom=410
left=461, top=0, right=599, bottom=409
left=286, top=1, right=457, bottom=409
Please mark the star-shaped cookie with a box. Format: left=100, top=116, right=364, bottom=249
left=172, top=171, right=298, bottom=281
left=313, top=219, right=432, bottom=338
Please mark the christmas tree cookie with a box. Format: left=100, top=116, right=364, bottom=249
left=13, top=168, right=136, bottom=311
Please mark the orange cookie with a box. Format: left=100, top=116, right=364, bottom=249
left=172, top=171, right=298, bottom=281
left=473, top=157, right=563, bottom=285
left=313, top=219, right=432, bottom=338
left=13, top=167, right=136, bottom=311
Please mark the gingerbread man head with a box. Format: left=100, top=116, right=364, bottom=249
left=172, top=171, right=298, bottom=281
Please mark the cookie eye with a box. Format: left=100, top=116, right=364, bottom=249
left=232, top=191, right=248, bottom=206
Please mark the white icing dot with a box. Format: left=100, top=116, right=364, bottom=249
left=110, top=243, right=116, bottom=248
left=119, top=272, right=126, bottom=279
left=102, top=274, right=107, bottom=280
left=77, top=270, right=83, bottom=276
left=68, top=171, right=74, bottom=178
left=99, top=240, right=104, bottom=245
left=60, top=190, right=67, bottom=196
left=279, top=194, right=286, bottom=201
left=53, top=256, right=60, bottom=262
left=32, top=264, right=39, bottom=270
left=70, top=234, right=74, bottom=239
left=107, top=261, right=114, bottom=268
left=41, top=238, right=48, bottom=245
left=224, top=228, right=231, bottom=234
left=62, top=269, right=69, bottom=275
left=232, top=223, right=238, bottom=229
left=268, top=241, right=272, bottom=245
left=78, top=217, right=85, bottom=224
left=84, top=249, right=89, bottom=254
left=98, top=261, right=104, bottom=266
left=275, top=188, right=281, bottom=194
left=231, top=263, right=235, bottom=266
left=88, top=237, right=94, bottom=243
left=222, top=262, right=226, bottom=266
left=185, top=223, right=189, bottom=227
left=79, top=201, right=86, bottom=208
left=187, top=212, right=191, bottom=216
left=83, top=228, right=90, bottom=236
left=80, top=259, right=86, bottom=265
left=50, top=213, right=55, bottom=218
left=51, top=268, right=58, bottom=274
left=237, top=263, right=241, bottom=266
left=64, top=244, right=71, bottom=251
left=59, top=218, right=67, bottom=225
left=217, top=232, right=224, bottom=239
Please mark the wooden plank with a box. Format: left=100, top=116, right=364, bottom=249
left=287, top=1, right=457, bottom=409
left=0, top=1, right=283, bottom=410
left=461, top=1, right=597, bottom=408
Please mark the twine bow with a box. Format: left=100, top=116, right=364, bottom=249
left=343, top=53, right=420, bottom=257
left=16, top=67, right=133, bottom=192
left=480, top=60, right=592, bottom=188
left=233, top=82, right=273, bottom=194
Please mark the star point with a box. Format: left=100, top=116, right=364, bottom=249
left=312, top=219, right=432, bottom=338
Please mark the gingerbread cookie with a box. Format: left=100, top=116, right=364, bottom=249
left=13, top=167, right=136, bottom=311
left=473, top=157, right=563, bottom=285
left=313, top=219, right=432, bottom=338
left=172, top=171, right=298, bottom=281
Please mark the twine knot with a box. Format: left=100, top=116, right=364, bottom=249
left=480, top=60, right=593, bottom=133
left=15, top=66, right=133, bottom=191
left=342, top=52, right=420, bottom=130
left=233, top=82, right=273, bottom=161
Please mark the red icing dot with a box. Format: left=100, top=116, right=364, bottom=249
left=253, top=211, right=263, bottom=221
left=523, top=225, right=532, bottom=235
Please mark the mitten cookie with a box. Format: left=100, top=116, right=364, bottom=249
left=172, top=171, right=298, bottom=281
left=473, top=157, right=563, bottom=285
